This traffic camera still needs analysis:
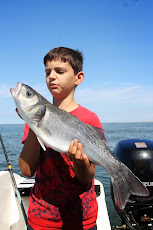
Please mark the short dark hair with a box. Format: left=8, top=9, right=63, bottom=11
left=44, top=47, right=83, bottom=75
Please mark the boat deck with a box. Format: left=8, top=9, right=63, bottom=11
left=0, top=171, right=111, bottom=230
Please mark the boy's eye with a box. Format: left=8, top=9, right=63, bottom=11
left=57, top=71, right=64, bottom=74
left=46, top=72, right=50, bottom=77
left=55, top=68, right=65, bottom=74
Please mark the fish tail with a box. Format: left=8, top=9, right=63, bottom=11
left=111, top=163, right=150, bottom=210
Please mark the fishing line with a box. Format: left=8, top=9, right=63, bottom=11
left=0, top=134, right=27, bottom=225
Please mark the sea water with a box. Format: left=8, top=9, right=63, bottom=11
left=0, top=122, right=153, bottom=226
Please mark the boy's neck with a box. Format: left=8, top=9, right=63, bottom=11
left=53, top=97, right=79, bottom=112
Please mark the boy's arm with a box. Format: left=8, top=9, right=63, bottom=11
left=68, top=139, right=95, bottom=185
left=19, top=128, right=40, bottom=178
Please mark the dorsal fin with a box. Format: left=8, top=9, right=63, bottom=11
left=71, top=114, right=108, bottom=145
left=91, top=126, right=108, bottom=145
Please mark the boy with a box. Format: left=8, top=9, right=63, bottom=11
left=19, top=47, right=106, bottom=230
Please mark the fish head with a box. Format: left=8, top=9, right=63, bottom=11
left=10, top=82, right=46, bottom=123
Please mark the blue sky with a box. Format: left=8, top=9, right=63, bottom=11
left=0, top=0, right=153, bottom=124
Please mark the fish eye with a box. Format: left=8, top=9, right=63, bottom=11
left=26, top=90, right=33, bottom=97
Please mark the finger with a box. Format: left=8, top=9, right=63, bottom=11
left=75, top=143, right=83, bottom=160
left=69, top=139, right=78, bottom=155
left=68, top=140, right=74, bottom=153
left=82, top=154, right=91, bottom=168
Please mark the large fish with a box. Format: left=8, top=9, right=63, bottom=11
left=10, top=82, right=149, bottom=210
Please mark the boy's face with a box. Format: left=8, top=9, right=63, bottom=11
left=45, top=59, right=77, bottom=99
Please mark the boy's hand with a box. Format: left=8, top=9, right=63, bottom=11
left=68, top=139, right=91, bottom=168
left=68, top=139, right=95, bottom=185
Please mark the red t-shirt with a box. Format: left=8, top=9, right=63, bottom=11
left=22, top=105, right=105, bottom=230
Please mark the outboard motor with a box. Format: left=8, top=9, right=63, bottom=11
left=111, top=139, right=153, bottom=230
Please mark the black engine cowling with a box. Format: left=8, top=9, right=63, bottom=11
left=111, top=138, right=153, bottom=229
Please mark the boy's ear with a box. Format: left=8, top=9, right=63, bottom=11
left=75, top=72, right=84, bottom=86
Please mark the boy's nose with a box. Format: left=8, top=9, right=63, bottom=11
left=49, top=71, right=56, bottom=80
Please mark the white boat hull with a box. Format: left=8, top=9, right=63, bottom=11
left=0, top=171, right=111, bottom=230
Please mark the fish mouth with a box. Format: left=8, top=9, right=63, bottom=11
left=10, top=82, right=22, bottom=98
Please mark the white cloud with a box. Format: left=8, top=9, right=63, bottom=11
left=1, top=82, right=153, bottom=106
left=75, top=84, right=153, bottom=105
left=0, top=83, right=52, bottom=100
left=0, top=85, right=11, bottom=98
left=75, top=84, right=153, bottom=122
left=1, top=82, right=153, bottom=123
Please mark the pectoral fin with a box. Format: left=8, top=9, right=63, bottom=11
left=37, top=136, right=46, bottom=151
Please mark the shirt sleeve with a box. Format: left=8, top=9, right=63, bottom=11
left=88, top=112, right=102, bottom=128
left=22, top=123, right=29, bottom=144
